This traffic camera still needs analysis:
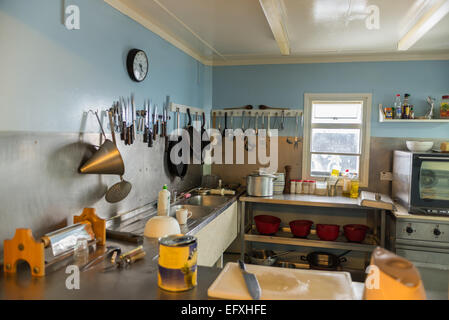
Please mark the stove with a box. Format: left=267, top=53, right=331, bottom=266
left=389, top=204, right=449, bottom=299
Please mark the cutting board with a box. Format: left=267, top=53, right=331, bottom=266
left=208, top=262, right=355, bottom=300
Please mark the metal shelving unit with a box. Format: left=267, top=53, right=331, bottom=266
left=244, top=227, right=378, bottom=253
left=239, top=194, right=388, bottom=260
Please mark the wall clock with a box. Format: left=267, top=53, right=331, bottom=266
left=126, top=49, right=148, bottom=82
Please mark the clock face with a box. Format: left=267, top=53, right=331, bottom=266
left=127, top=49, right=148, bottom=82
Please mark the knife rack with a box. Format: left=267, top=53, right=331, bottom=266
left=169, top=102, right=203, bottom=115
left=3, top=208, right=105, bottom=277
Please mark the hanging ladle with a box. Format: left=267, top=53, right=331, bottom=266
left=105, top=110, right=132, bottom=203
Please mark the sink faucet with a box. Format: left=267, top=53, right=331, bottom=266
left=172, top=190, right=178, bottom=204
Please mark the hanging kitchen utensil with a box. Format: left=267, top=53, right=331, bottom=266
left=105, top=111, right=132, bottom=203
left=259, top=105, right=290, bottom=110
left=224, top=105, right=253, bottom=110
left=167, top=108, right=188, bottom=178
left=79, top=111, right=125, bottom=175
left=222, top=112, right=228, bottom=138
left=187, top=108, right=202, bottom=162
left=294, top=113, right=300, bottom=148
left=200, top=112, right=210, bottom=163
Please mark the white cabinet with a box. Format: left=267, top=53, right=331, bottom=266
left=196, top=202, right=238, bottom=267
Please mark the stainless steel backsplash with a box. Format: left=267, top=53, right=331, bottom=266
left=0, top=132, right=201, bottom=248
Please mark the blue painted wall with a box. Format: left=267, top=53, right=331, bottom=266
left=0, top=0, right=212, bottom=133
left=212, top=61, right=449, bottom=138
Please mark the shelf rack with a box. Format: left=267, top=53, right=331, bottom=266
left=378, top=104, right=449, bottom=123
left=239, top=194, right=388, bottom=261
left=212, top=109, right=302, bottom=118
left=245, top=227, right=378, bottom=253
left=169, top=102, right=203, bottom=115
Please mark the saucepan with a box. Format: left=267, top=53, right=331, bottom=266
left=248, top=249, right=293, bottom=266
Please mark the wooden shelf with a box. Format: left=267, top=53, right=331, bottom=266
left=245, top=228, right=378, bottom=253
left=378, top=104, right=449, bottom=123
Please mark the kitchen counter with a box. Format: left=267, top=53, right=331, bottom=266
left=0, top=237, right=223, bottom=300
left=107, top=188, right=245, bottom=237
left=393, top=202, right=449, bottom=222
left=0, top=187, right=369, bottom=300
left=240, top=193, right=361, bottom=209
left=0, top=235, right=366, bottom=300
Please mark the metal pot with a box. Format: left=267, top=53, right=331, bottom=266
left=301, top=250, right=351, bottom=270
left=246, top=173, right=275, bottom=197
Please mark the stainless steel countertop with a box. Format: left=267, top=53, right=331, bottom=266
left=240, top=193, right=362, bottom=209
left=107, top=188, right=245, bottom=237
left=0, top=237, right=222, bottom=300
left=0, top=191, right=244, bottom=300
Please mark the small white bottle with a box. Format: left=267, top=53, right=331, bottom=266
left=157, top=185, right=171, bottom=216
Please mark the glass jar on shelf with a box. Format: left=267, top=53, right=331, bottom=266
left=441, top=95, right=449, bottom=118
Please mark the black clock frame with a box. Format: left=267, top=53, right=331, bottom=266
left=126, top=48, right=148, bottom=82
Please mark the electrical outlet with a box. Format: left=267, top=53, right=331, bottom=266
left=380, top=171, right=393, bottom=181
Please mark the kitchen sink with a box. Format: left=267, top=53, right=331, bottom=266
left=180, top=195, right=231, bottom=207
left=170, top=204, right=214, bottom=220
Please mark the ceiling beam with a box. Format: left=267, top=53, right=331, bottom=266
left=259, top=0, right=290, bottom=55
left=398, top=0, right=449, bottom=51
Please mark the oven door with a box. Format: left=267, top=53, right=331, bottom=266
left=396, top=247, right=449, bottom=299
left=411, top=155, right=449, bottom=214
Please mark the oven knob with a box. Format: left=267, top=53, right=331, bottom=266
left=406, top=227, right=413, bottom=234
left=434, top=228, right=441, bottom=236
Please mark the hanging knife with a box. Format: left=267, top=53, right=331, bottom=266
left=163, top=95, right=170, bottom=138
left=238, top=260, right=261, bottom=300
left=126, top=97, right=132, bottom=145
left=120, top=97, right=126, bottom=142
left=131, top=94, right=136, bottom=144
left=148, top=101, right=153, bottom=147
left=143, top=100, right=149, bottom=143
left=153, top=105, right=158, bottom=141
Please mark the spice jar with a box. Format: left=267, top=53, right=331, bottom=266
left=290, top=180, right=296, bottom=194
left=296, top=180, right=303, bottom=194
left=309, top=180, right=316, bottom=195
left=302, top=180, right=310, bottom=194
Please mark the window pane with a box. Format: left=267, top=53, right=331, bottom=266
left=419, top=161, right=449, bottom=200
left=311, top=154, right=359, bottom=177
left=312, top=102, right=362, bottom=124
left=311, top=128, right=360, bottom=154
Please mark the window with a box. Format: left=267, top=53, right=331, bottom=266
left=302, top=93, right=371, bottom=187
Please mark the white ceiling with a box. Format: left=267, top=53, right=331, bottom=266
left=105, top=0, right=449, bottom=65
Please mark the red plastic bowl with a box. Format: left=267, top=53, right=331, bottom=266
left=254, top=215, right=281, bottom=235
left=289, top=220, right=314, bottom=238
left=316, top=224, right=340, bottom=241
left=344, top=224, right=369, bottom=242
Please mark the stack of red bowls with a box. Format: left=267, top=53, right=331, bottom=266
left=254, top=215, right=281, bottom=235
left=289, top=220, right=313, bottom=238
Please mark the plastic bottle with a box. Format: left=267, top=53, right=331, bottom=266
left=402, top=94, right=410, bottom=119
left=342, top=170, right=351, bottom=197
left=394, top=94, right=402, bottom=119
left=157, top=185, right=171, bottom=216
left=350, top=174, right=360, bottom=199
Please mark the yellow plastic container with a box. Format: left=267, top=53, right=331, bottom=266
left=350, top=178, right=359, bottom=199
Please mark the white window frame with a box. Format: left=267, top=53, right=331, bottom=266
left=302, top=93, right=372, bottom=187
